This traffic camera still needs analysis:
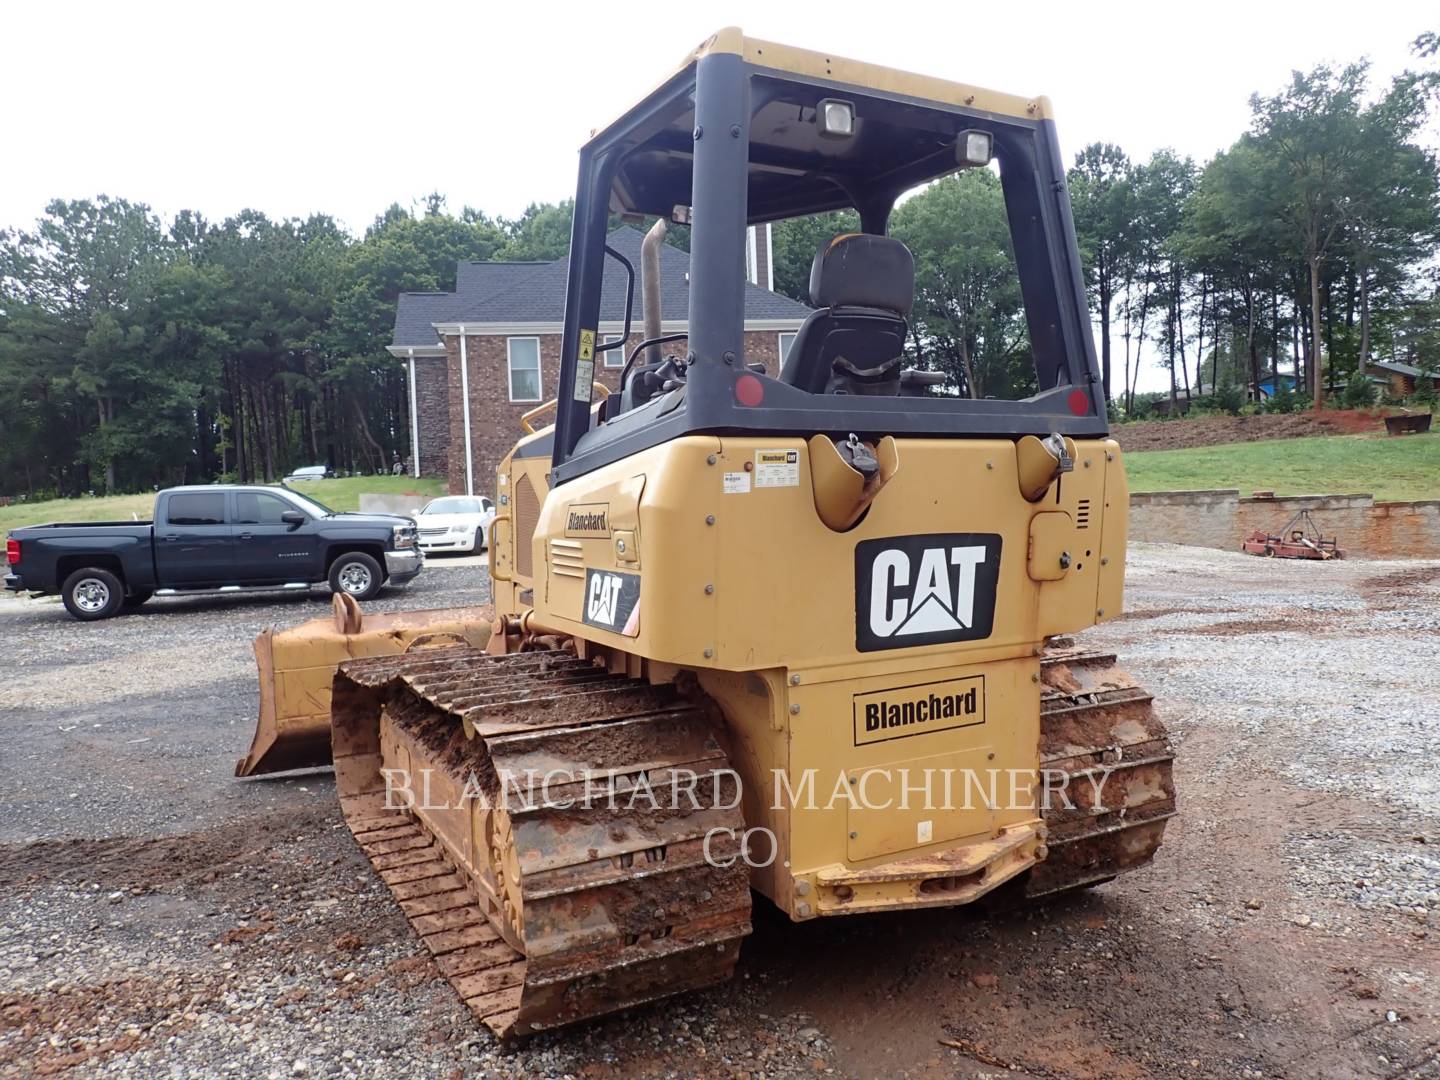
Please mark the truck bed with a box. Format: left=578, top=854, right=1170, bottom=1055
left=18, top=520, right=153, bottom=531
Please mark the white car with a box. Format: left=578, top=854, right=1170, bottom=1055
left=413, top=496, right=496, bottom=554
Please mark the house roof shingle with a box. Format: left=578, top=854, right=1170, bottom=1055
left=1371, top=359, right=1434, bottom=379
left=390, top=225, right=809, bottom=349
left=391, top=292, right=458, bottom=348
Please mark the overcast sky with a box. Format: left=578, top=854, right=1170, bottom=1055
left=5, top=1, right=1432, bottom=236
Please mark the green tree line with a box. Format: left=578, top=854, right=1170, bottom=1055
left=2, top=39, right=1436, bottom=497
left=0, top=196, right=574, bottom=496
left=770, top=39, right=1440, bottom=413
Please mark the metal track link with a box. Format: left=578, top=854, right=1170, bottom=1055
left=1029, top=642, right=1177, bottom=897
left=330, top=646, right=752, bottom=1038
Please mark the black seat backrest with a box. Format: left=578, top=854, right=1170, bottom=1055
left=778, top=234, right=915, bottom=394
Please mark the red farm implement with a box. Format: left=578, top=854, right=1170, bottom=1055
left=1242, top=510, right=1344, bottom=560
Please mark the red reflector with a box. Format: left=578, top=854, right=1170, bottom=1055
left=1067, top=389, right=1091, bottom=416
left=5, top=538, right=19, bottom=566
left=735, top=373, right=765, bottom=407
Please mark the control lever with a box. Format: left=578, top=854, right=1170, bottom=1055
left=899, top=369, right=946, bottom=396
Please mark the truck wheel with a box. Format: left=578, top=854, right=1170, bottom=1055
left=61, top=568, right=125, bottom=621
left=123, top=590, right=153, bottom=609
left=329, top=552, right=383, bottom=601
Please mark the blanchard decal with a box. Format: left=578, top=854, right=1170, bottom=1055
left=565, top=503, right=611, bottom=538
left=754, top=448, right=800, bottom=488
left=852, top=676, right=986, bottom=746
left=583, top=567, right=641, bottom=636
left=854, top=533, right=1002, bottom=652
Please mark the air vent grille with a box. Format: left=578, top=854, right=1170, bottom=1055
left=514, top=473, right=540, bottom=577
left=1076, top=499, right=1091, bottom=530
left=549, top=538, right=585, bottom=579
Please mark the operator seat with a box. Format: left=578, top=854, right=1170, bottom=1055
left=778, top=233, right=915, bottom=395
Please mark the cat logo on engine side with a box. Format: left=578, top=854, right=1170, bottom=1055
left=855, top=533, right=1002, bottom=652
left=583, top=568, right=641, bottom=636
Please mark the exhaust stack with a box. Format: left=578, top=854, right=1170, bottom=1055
left=641, top=218, right=667, bottom=365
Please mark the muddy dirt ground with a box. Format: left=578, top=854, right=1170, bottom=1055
left=1, top=548, right=1437, bottom=1079
left=1112, top=410, right=1395, bottom=453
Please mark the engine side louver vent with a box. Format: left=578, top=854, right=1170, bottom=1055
left=514, top=473, right=540, bottom=578
left=549, top=539, right=585, bottom=579
left=1076, top=499, right=1091, bottom=530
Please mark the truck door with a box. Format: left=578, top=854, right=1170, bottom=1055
left=232, top=490, right=320, bottom=582
left=155, top=491, right=235, bottom=586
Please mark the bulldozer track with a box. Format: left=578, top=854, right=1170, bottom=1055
left=328, top=646, right=753, bottom=1038
left=1030, top=644, right=1177, bottom=897
left=327, top=641, right=1171, bottom=1036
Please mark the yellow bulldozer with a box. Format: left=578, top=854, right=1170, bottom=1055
left=238, top=28, right=1175, bottom=1038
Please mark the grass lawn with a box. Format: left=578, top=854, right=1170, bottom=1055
left=1126, top=431, right=1440, bottom=502
left=0, top=474, right=446, bottom=535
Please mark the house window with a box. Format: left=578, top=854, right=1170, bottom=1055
left=778, top=332, right=797, bottom=365
left=507, top=337, right=542, bottom=402
left=602, top=334, right=625, bottom=369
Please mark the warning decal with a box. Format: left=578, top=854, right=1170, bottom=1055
left=573, top=359, right=595, bottom=400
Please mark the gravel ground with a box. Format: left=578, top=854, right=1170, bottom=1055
left=1, top=546, right=1437, bottom=1079
left=0, top=559, right=491, bottom=844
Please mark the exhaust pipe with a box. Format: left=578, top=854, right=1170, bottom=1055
left=641, top=218, right=667, bottom=365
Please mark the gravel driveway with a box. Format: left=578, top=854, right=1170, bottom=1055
left=1, top=546, right=1436, bottom=1078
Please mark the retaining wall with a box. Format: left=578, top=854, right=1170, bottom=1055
left=1129, top=490, right=1440, bottom=559
left=358, top=493, right=430, bottom=516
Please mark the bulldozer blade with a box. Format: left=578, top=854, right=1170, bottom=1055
left=235, top=594, right=492, bottom=778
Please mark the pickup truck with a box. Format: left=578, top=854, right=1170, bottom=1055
left=4, top=485, right=423, bottom=621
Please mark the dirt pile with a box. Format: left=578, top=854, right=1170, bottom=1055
left=1114, top=409, right=1391, bottom=453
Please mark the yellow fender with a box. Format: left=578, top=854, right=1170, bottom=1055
left=235, top=593, right=492, bottom=777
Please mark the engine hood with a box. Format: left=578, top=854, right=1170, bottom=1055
left=326, top=512, right=415, bottom=528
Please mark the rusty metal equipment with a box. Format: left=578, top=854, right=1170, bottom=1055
left=1384, top=411, right=1432, bottom=436
left=242, top=29, right=1177, bottom=1039
left=1241, top=509, right=1345, bottom=560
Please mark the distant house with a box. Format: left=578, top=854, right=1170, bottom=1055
left=1147, top=396, right=1192, bottom=417
left=1254, top=373, right=1297, bottom=400
left=1370, top=359, right=1440, bottom=400
left=387, top=224, right=809, bottom=496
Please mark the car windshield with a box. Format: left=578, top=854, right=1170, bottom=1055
left=424, top=498, right=484, bottom=515
left=280, top=489, right=336, bottom=516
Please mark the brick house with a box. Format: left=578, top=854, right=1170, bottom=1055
left=387, top=224, right=808, bottom=496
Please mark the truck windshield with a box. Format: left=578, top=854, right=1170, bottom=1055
left=424, top=498, right=485, bottom=515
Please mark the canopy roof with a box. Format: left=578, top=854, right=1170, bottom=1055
left=597, top=28, right=1053, bottom=224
